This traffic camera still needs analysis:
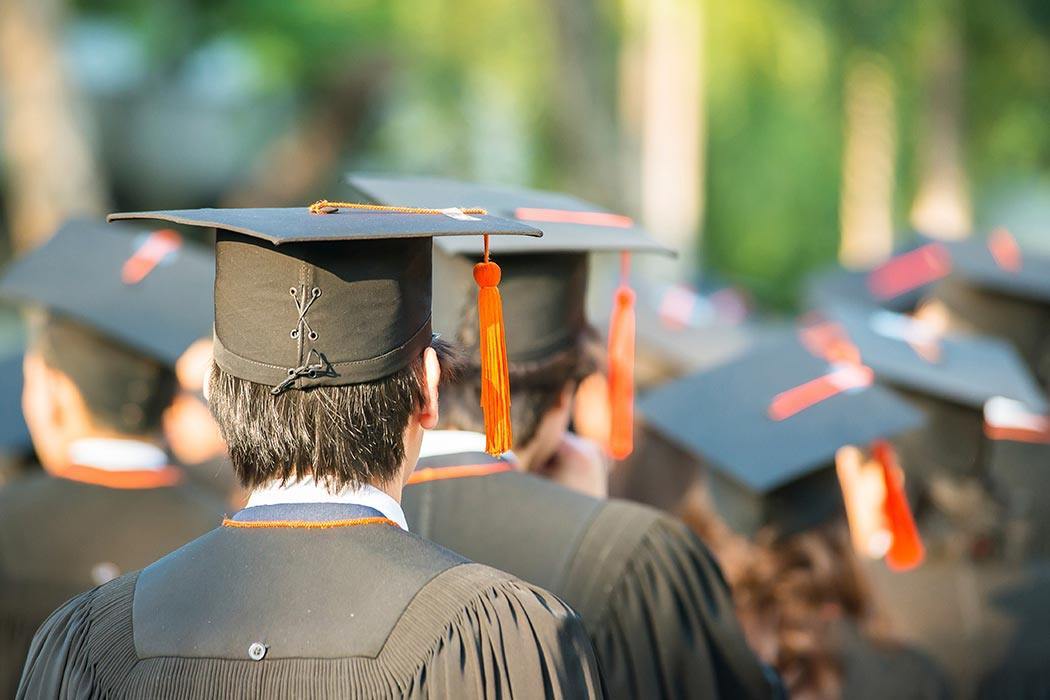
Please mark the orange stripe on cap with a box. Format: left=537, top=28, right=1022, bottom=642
left=984, top=397, right=1050, bottom=444
left=56, top=464, right=183, bottom=489
left=222, top=516, right=398, bottom=529
left=873, top=440, right=925, bottom=571
left=866, top=243, right=952, bottom=300
left=408, top=462, right=515, bottom=485
left=513, top=207, right=634, bottom=229
left=768, top=364, right=874, bottom=422
left=122, top=229, right=183, bottom=285
left=988, top=227, right=1022, bottom=272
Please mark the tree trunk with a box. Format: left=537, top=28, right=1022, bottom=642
left=641, top=0, right=703, bottom=276
left=839, top=52, right=897, bottom=268
left=909, top=11, right=970, bottom=240
left=541, top=0, right=620, bottom=204
left=0, top=0, right=107, bottom=252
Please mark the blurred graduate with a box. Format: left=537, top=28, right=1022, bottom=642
left=0, top=221, right=224, bottom=695
left=631, top=331, right=950, bottom=699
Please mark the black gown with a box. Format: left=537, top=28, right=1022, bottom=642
left=840, top=623, right=952, bottom=699
left=402, top=450, right=780, bottom=700
left=0, top=469, right=222, bottom=696
left=868, top=555, right=1050, bottom=698
left=17, top=502, right=604, bottom=699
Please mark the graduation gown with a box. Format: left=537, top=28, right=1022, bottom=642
left=840, top=623, right=951, bottom=700
left=402, top=449, right=779, bottom=700
left=17, top=502, right=603, bottom=699
left=865, top=553, right=1050, bottom=698
left=0, top=468, right=222, bottom=697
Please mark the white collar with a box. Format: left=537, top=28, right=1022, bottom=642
left=419, top=429, right=519, bottom=461
left=246, top=477, right=409, bottom=531
left=68, top=438, right=169, bottom=472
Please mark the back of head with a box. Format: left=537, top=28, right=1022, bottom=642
left=208, top=338, right=459, bottom=491
left=30, top=312, right=177, bottom=437
left=439, top=294, right=598, bottom=448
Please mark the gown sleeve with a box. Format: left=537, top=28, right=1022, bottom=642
left=416, top=576, right=605, bottom=700
left=587, top=515, right=780, bottom=700
left=16, top=590, right=95, bottom=700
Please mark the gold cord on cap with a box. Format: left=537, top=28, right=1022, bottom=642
left=308, top=200, right=487, bottom=216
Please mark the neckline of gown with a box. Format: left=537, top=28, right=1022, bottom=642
left=409, top=451, right=515, bottom=484
left=222, top=501, right=400, bottom=530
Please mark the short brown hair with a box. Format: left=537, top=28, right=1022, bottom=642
left=441, top=327, right=599, bottom=447
left=30, top=312, right=176, bottom=436
left=208, top=339, right=460, bottom=490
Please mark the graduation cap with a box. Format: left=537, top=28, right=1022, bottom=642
left=931, top=230, right=1050, bottom=385
left=0, top=219, right=213, bottom=366
left=108, top=202, right=542, bottom=455
left=819, top=303, right=1047, bottom=412
left=804, top=238, right=952, bottom=313
left=813, top=302, right=1047, bottom=481
left=638, top=335, right=925, bottom=569
left=347, top=174, right=673, bottom=459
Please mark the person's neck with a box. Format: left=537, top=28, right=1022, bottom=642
left=272, top=471, right=405, bottom=503
left=508, top=439, right=544, bottom=472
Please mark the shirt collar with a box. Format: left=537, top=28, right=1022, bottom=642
left=419, top=429, right=490, bottom=459
left=67, top=438, right=169, bottom=472
left=246, top=477, right=409, bottom=531
left=419, top=430, right=519, bottom=464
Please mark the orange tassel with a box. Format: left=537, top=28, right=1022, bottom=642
left=607, top=253, right=636, bottom=460
left=872, top=440, right=925, bottom=571
left=474, top=235, right=513, bottom=455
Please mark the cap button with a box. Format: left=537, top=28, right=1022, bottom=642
left=247, top=642, right=268, bottom=661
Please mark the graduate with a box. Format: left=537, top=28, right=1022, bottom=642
left=18, top=203, right=603, bottom=699
left=813, top=303, right=1050, bottom=695
left=635, top=333, right=949, bottom=699
left=349, top=174, right=781, bottom=700
left=0, top=221, right=223, bottom=696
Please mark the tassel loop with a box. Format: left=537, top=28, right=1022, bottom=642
left=474, top=236, right=513, bottom=455
left=607, top=252, right=636, bottom=459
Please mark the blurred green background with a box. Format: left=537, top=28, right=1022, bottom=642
left=0, top=0, right=1047, bottom=310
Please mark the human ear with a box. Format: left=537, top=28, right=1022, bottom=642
left=419, top=347, right=441, bottom=430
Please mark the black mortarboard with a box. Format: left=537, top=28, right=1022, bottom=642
left=943, top=230, right=1050, bottom=305
left=638, top=335, right=924, bottom=536
left=814, top=302, right=1047, bottom=482
left=346, top=174, right=669, bottom=256
left=931, top=231, right=1050, bottom=385
left=0, top=219, right=213, bottom=366
left=347, top=174, right=671, bottom=356
left=805, top=238, right=951, bottom=313
left=108, top=205, right=539, bottom=395
left=820, top=302, right=1048, bottom=412
left=347, top=174, right=672, bottom=458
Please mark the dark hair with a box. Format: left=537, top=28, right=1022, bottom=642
left=675, top=476, right=883, bottom=699
left=208, top=339, right=461, bottom=490
left=441, top=327, right=599, bottom=447
left=30, top=312, right=177, bottom=436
